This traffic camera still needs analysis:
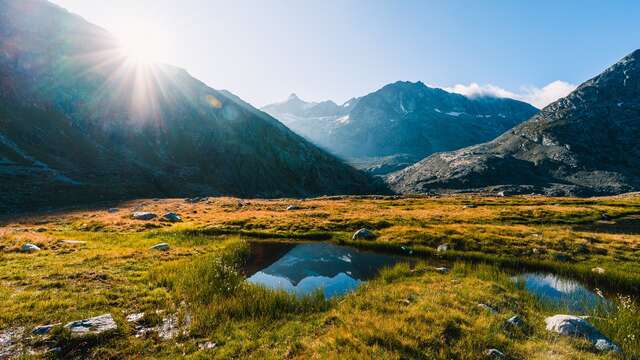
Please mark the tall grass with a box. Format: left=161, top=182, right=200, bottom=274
left=149, top=240, right=329, bottom=336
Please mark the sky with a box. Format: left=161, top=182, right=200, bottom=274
left=50, top=0, right=640, bottom=108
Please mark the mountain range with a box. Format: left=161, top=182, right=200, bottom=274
left=263, top=82, right=538, bottom=174
left=0, top=0, right=383, bottom=213
left=387, top=50, right=640, bottom=196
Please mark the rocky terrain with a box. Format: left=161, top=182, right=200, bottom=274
left=388, top=49, right=640, bottom=196
left=0, top=0, right=382, bottom=214
left=263, top=82, right=538, bottom=174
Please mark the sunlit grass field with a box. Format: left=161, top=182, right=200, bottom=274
left=1, top=194, right=639, bottom=358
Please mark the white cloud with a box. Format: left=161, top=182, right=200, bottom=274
left=444, top=80, right=577, bottom=109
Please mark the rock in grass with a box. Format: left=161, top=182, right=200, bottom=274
left=485, top=348, right=506, bottom=358
left=591, top=267, right=606, bottom=274
left=506, top=315, right=525, bottom=328
left=437, top=244, right=448, bottom=253
left=545, top=315, right=621, bottom=353
left=65, top=314, right=117, bottom=337
left=162, top=212, right=182, bottom=222
left=132, top=212, right=157, bottom=220
left=32, top=323, right=61, bottom=335
left=352, top=228, right=375, bottom=240
left=434, top=267, right=449, bottom=273
left=20, top=244, right=41, bottom=252
left=478, top=303, right=497, bottom=313
left=463, top=204, right=477, bottom=209
left=199, top=341, right=217, bottom=350
left=286, top=205, right=300, bottom=211
left=151, top=243, right=170, bottom=251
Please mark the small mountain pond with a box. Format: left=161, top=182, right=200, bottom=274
left=243, top=241, right=611, bottom=313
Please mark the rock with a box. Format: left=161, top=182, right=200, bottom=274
left=151, top=243, right=170, bottom=251
left=544, top=315, right=621, bottom=353
left=286, top=205, right=300, bottom=211
left=32, top=323, right=61, bottom=335
left=20, top=243, right=41, bottom=252
left=485, top=348, right=506, bottom=358
left=591, top=267, right=606, bottom=274
left=199, top=341, right=217, bottom=350
left=437, top=244, right=448, bottom=253
left=132, top=212, right=157, bottom=220
left=125, top=313, right=144, bottom=323
left=0, top=327, right=24, bottom=359
left=64, top=314, right=117, bottom=337
left=162, top=212, right=182, bottom=222
left=397, top=299, right=411, bottom=306
left=434, top=267, right=449, bottom=273
left=158, top=315, right=179, bottom=340
left=506, top=315, right=525, bottom=328
left=463, top=204, right=477, bottom=209
left=497, top=191, right=506, bottom=197
left=478, top=303, right=497, bottom=313
left=107, top=208, right=119, bottom=213
left=352, top=228, right=375, bottom=240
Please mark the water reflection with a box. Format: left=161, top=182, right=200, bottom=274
left=513, top=273, right=610, bottom=313
left=244, top=242, right=410, bottom=299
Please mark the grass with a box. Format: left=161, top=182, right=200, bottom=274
left=0, top=194, right=639, bottom=358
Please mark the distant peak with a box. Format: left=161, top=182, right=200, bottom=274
left=288, top=93, right=301, bottom=100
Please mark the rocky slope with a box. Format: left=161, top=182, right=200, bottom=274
left=387, top=50, right=640, bottom=196
left=263, top=83, right=538, bottom=174
left=0, top=0, right=382, bottom=213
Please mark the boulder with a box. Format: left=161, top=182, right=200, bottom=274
left=65, top=314, right=117, bottom=337
left=286, top=205, right=301, bottom=211
left=162, top=212, right=182, bottom=222
left=544, top=315, right=620, bottom=352
left=32, top=323, right=61, bottom=335
left=591, top=267, right=606, bottom=274
left=132, top=212, right=157, bottom=220
left=463, top=204, right=477, bottom=209
left=352, top=228, right=375, bottom=240
left=434, top=267, right=449, bottom=273
left=485, top=348, right=506, bottom=358
left=437, top=244, right=448, bottom=253
left=478, top=303, right=497, bottom=313
left=151, top=243, right=170, bottom=251
left=20, top=244, right=41, bottom=252
left=506, top=315, right=525, bottom=328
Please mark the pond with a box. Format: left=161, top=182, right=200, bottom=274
left=244, top=242, right=414, bottom=298
left=243, top=241, right=611, bottom=313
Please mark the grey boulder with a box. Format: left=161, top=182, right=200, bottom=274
left=352, top=228, right=375, bottom=240
left=162, top=212, right=182, bottom=222
left=132, top=212, right=157, bottom=220
left=545, top=315, right=620, bottom=352
left=151, top=243, right=170, bottom=251
left=20, top=244, right=41, bottom=252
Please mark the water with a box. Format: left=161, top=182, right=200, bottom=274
left=244, top=242, right=413, bottom=299
left=513, top=273, right=610, bottom=313
left=244, top=242, right=610, bottom=311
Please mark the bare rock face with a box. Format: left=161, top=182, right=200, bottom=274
left=65, top=314, right=117, bottom=337
left=545, top=315, right=620, bottom=353
left=387, top=50, right=640, bottom=196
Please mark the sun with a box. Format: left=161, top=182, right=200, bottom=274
left=116, top=23, right=167, bottom=65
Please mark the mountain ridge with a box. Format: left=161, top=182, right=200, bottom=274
left=387, top=49, right=640, bottom=196
left=0, top=0, right=384, bottom=213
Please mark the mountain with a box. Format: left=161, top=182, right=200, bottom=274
left=387, top=50, right=640, bottom=196
left=262, top=83, right=538, bottom=174
left=0, top=0, right=383, bottom=213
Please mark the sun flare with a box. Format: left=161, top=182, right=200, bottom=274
left=116, top=23, right=167, bottom=65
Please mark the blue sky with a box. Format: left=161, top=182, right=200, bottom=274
left=51, top=0, right=640, bottom=107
